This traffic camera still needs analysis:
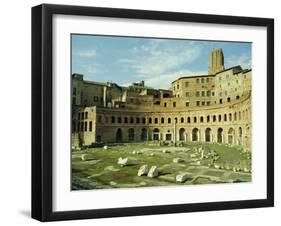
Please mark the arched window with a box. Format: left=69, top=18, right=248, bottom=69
left=168, top=118, right=171, bottom=124
left=187, top=117, right=191, bottom=123
left=124, top=117, right=128, bottom=123
left=224, top=114, right=227, bottom=121
left=154, top=118, right=158, bottom=124
left=111, top=116, right=115, bottom=123
left=200, top=116, right=204, bottom=123
left=181, top=117, right=184, bottom=123
left=213, top=115, right=216, bottom=122
left=161, top=117, right=165, bottom=124
left=234, top=112, right=237, bottom=121
left=229, top=113, right=232, bottom=121
left=118, top=117, right=122, bottom=123
left=130, top=117, right=134, bottom=124
left=142, top=117, right=146, bottom=124
left=207, top=115, right=210, bottom=122
left=218, top=115, right=221, bottom=122
left=149, top=117, right=152, bottom=124
left=194, top=116, right=197, bottom=123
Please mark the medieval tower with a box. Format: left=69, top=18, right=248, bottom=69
left=208, top=48, right=225, bottom=75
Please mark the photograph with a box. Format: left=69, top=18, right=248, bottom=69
left=71, top=35, right=252, bottom=190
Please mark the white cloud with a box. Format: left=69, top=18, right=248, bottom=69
left=75, top=49, right=97, bottom=57
left=118, top=39, right=203, bottom=84
left=144, top=69, right=207, bottom=89
left=225, top=53, right=251, bottom=69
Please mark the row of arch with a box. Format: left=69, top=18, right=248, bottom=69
left=96, top=109, right=250, bottom=125
left=114, top=126, right=247, bottom=145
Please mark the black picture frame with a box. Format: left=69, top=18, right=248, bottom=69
left=31, top=3, right=274, bottom=222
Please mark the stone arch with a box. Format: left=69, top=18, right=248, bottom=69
left=228, top=127, right=235, bottom=144
left=192, top=128, right=199, bottom=141
left=128, top=128, right=135, bottom=141
left=217, top=128, right=223, bottom=143
left=238, top=127, right=243, bottom=145
left=153, top=128, right=160, bottom=140
left=116, top=128, right=122, bottom=143
left=141, top=128, right=148, bottom=141
left=205, top=128, right=211, bottom=142
left=179, top=128, right=185, bottom=141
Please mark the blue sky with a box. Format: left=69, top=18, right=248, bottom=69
left=72, top=34, right=251, bottom=89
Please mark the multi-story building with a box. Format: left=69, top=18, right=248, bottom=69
left=71, top=48, right=252, bottom=150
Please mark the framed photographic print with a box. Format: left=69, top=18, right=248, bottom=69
left=32, top=4, right=274, bottom=221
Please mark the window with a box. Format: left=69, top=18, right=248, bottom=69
left=212, top=92, right=215, bottom=96
left=154, top=118, right=158, bottom=124
left=207, top=115, right=210, bottom=122
left=224, top=114, right=227, bottom=121
left=168, top=118, right=171, bottom=124
left=173, top=102, right=176, bottom=107
left=142, top=117, right=146, bottom=124
left=124, top=117, right=128, bottom=123
left=118, top=117, right=122, bottom=123
left=93, top=96, right=99, bottom=102
left=194, top=117, right=197, bottom=123
left=196, top=101, right=200, bottom=106
left=219, top=115, right=222, bottom=122
left=89, top=121, right=92, bottom=132
left=177, top=84, right=179, bottom=89
left=161, top=117, right=164, bottom=124
left=219, top=99, right=223, bottom=104
left=229, top=113, right=232, bottom=121
left=111, top=116, right=115, bottom=123
left=201, top=91, right=205, bottom=96
left=174, top=117, right=178, bottom=123
left=81, top=112, right=84, bottom=120
left=201, top=78, right=204, bottom=83
left=196, top=78, right=199, bottom=84
left=196, top=91, right=200, bottom=97
left=213, top=115, right=216, bottom=122
left=136, top=117, right=140, bottom=124
left=164, top=102, right=167, bottom=107
left=80, top=122, right=83, bottom=131
left=130, top=117, right=134, bottom=124
left=185, top=81, right=189, bottom=87
left=181, top=117, right=184, bottom=123
left=201, top=101, right=205, bottom=106
left=84, top=122, right=87, bottom=131
left=187, top=117, right=191, bottom=123
left=72, top=96, right=76, bottom=105
left=227, top=97, right=231, bottom=102
left=207, top=91, right=211, bottom=96
left=149, top=117, right=152, bottom=124
left=206, top=78, right=209, bottom=83
left=207, top=101, right=210, bottom=106
left=73, top=87, right=76, bottom=95
left=185, top=102, right=189, bottom=107
left=85, top=112, right=88, bottom=119
left=185, top=92, right=189, bottom=97
left=200, top=116, right=204, bottom=123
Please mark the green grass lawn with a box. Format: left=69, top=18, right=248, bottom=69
left=72, top=142, right=251, bottom=190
